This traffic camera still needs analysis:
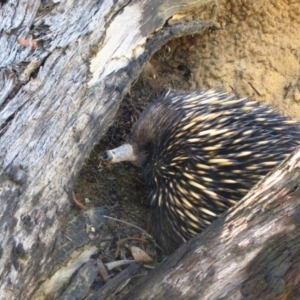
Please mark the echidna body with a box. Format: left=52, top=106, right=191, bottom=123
left=101, top=89, right=300, bottom=254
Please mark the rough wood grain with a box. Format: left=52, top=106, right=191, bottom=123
left=0, top=0, right=214, bottom=299
left=122, top=147, right=300, bottom=300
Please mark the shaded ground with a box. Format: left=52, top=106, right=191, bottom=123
left=72, top=42, right=197, bottom=297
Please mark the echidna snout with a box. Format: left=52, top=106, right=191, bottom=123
left=100, top=89, right=300, bottom=254
left=100, top=144, right=137, bottom=163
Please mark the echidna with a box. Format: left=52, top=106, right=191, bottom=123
left=100, top=89, right=300, bottom=254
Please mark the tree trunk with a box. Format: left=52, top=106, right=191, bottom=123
left=0, top=0, right=214, bottom=299
left=122, top=147, right=300, bottom=299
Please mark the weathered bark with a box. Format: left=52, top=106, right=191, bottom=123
left=122, top=147, right=300, bottom=300
left=0, top=0, right=215, bottom=299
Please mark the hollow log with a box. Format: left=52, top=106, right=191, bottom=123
left=1, top=0, right=300, bottom=299
left=0, top=0, right=214, bottom=298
